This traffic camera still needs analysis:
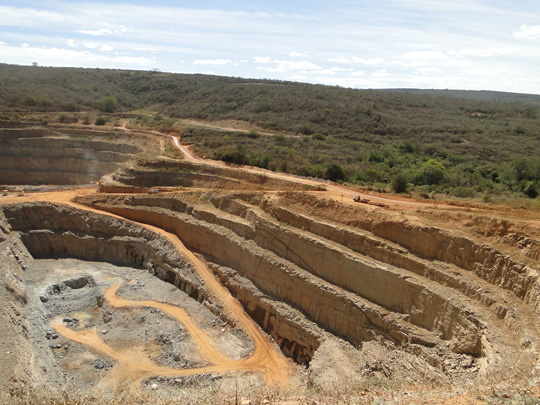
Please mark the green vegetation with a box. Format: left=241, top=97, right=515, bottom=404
left=1, top=63, right=539, bottom=200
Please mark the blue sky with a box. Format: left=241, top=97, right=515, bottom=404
left=1, top=1, right=540, bottom=94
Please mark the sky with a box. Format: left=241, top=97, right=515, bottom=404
left=1, top=1, right=540, bottom=94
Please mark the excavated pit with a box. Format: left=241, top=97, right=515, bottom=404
left=0, top=128, right=148, bottom=186
left=0, top=202, right=268, bottom=393
left=3, top=125, right=540, bottom=399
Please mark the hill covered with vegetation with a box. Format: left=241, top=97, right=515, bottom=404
left=1, top=63, right=539, bottom=202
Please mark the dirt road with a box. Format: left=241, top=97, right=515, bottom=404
left=166, top=135, right=461, bottom=210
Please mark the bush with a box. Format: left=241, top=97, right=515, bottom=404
left=324, top=163, right=345, bottom=182
left=524, top=181, right=539, bottom=199
left=398, top=141, right=415, bottom=153
left=368, top=151, right=385, bottom=163
left=418, top=159, right=445, bottom=185
left=391, top=173, right=408, bottom=193
left=95, top=116, right=107, bottom=126
left=100, top=96, right=118, bottom=113
left=58, top=114, right=78, bottom=123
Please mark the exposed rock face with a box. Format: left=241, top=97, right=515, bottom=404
left=99, top=157, right=315, bottom=192
left=78, top=192, right=540, bottom=384
left=0, top=213, right=36, bottom=387
left=0, top=128, right=142, bottom=185
left=1, top=202, right=210, bottom=305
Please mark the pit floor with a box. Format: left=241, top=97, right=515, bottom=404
left=23, top=258, right=258, bottom=397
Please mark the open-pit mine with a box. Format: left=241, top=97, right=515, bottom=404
left=2, top=126, right=540, bottom=403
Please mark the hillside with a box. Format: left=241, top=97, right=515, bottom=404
left=1, top=63, right=539, bottom=202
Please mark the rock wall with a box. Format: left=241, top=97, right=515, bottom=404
left=267, top=196, right=540, bottom=318
left=0, top=216, right=37, bottom=388
left=81, top=194, right=534, bottom=378
left=0, top=128, right=142, bottom=185
left=100, top=158, right=313, bottom=192
left=1, top=202, right=327, bottom=366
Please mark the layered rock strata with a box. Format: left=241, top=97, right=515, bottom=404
left=78, top=192, right=540, bottom=383
left=0, top=128, right=142, bottom=185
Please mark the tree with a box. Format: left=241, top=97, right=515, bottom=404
left=391, top=173, right=408, bottom=193
left=324, top=163, right=345, bottom=182
left=100, top=96, right=118, bottom=113
left=524, top=181, right=538, bottom=199
left=419, top=159, right=445, bottom=185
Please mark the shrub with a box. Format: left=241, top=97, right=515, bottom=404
left=524, top=181, right=539, bottom=199
left=324, top=163, right=345, bottom=182
left=391, top=173, right=408, bottom=193
left=59, top=114, right=78, bottom=123
left=95, top=116, right=107, bottom=126
left=248, top=128, right=260, bottom=138
left=419, top=159, right=445, bottom=185
left=398, top=141, right=415, bottom=153
left=100, top=96, right=118, bottom=113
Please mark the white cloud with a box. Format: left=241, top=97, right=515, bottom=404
left=401, top=50, right=450, bottom=67
left=99, top=45, right=114, bottom=52
left=449, top=47, right=519, bottom=57
left=403, top=50, right=449, bottom=61
left=417, top=67, right=442, bottom=74
left=77, top=28, right=114, bottom=36
left=67, top=39, right=77, bottom=48
left=22, top=43, right=30, bottom=48
left=254, top=56, right=273, bottom=63
left=289, top=51, right=308, bottom=57
left=351, top=71, right=366, bottom=76
left=352, top=57, right=386, bottom=65
left=329, top=56, right=352, bottom=64
left=462, top=67, right=505, bottom=75
left=0, top=43, right=154, bottom=69
left=193, top=59, right=234, bottom=65
left=514, top=25, right=540, bottom=39
left=288, top=74, right=307, bottom=81
left=0, top=6, right=64, bottom=26
left=310, top=69, right=337, bottom=75
left=84, top=42, right=97, bottom=49
left=257, top=66, right=288, bottom=73
left=372, top=69, right=390, bottom=78
left=255, top=58, right=321, bottom=73
left=330, top=67, right=352, bottom=72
